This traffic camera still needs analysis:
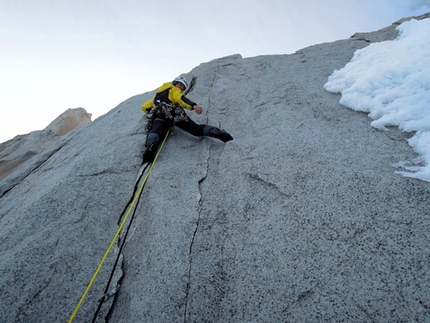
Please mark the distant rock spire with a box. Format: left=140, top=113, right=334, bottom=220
left=0, top=107, right=92, bottom=181
left=44, top=107, right=92, bottom=136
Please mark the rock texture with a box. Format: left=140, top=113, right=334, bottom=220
left=350, top=13, right=429, bottom=42
left=0, top=108, right=92, bottom=181
left=45, top=107, right=92, bottom=136
left=1, top=16, right=429, bottom=322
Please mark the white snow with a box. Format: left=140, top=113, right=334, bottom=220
left=325, top=18, right=430, bottom=182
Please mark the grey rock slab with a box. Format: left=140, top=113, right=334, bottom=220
left=1, top=16, right=430, bottom=323
left=0, top=94, right=151, bottom=322
left=109, top=19, right=430, bottom=323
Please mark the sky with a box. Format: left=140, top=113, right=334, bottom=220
left=325, top=17, right=430, bottom=182
left=0, top=1, right=429, bottom=143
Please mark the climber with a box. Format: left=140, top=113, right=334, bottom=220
left=141, top=76, right=233, bottom=163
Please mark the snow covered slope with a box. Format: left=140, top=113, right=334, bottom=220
left=326, top=17, right=430, bottom=181
left=1, top=15, right=429, bottom=322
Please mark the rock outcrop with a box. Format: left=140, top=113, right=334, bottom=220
left=350, top=12, right=429, bottom=42
left=44, top=107, right=92, bottom=136
left=0, top=16, right=429, bottom=322
left=0, top=108, right=92, bottom=181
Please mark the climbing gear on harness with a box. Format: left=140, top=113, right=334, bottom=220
left=67, top=129, right=171, bottom=323
left=152, top=100, right=173, bottom=119
left=173, top=106, right=188, bottom=123
left=151, top=101, right=188, bottom=124
left=146, top=108, right=154, bottom=120
left=161, top=104, right=174, bottom=119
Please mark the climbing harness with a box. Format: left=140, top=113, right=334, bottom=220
left=151, top=101, right=188, bottom=123
left=68, top=129, right=171, bottom=323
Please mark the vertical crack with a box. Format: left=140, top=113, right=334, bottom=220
left=183, top=159, right=209, bottom=323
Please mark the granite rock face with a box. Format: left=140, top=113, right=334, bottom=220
left=0, top=108, right=92, bottom=181
left=1, top=17, right=429, bottom=322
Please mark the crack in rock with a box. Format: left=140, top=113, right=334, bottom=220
left=183, top=153, right=209, bottom=322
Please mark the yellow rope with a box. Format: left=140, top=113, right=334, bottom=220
left=68, top=129, right=170, bottom=322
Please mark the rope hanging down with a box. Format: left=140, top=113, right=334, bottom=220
left=68, top=129, right=171, bottom=323
left=91, top=163, right=149, bottom=322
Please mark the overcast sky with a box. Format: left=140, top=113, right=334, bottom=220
left=0, top=0, right=429, bottom=143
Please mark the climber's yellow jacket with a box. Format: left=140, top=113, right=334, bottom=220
left=141, top=83, right=197, bottom=113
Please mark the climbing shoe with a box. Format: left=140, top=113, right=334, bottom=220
left=142, top=132, right=160, bottom=164
left=204, top=126, right=233, bottom=143
left=142, top=144, right=157, bottom=164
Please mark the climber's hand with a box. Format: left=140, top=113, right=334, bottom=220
left=194, top=106, right=203, bottom=115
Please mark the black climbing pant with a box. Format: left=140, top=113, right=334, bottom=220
left=142, top=109, right=233, bottom=163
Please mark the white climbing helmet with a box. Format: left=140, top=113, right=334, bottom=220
left=173, top=76, right=188, bottom=90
